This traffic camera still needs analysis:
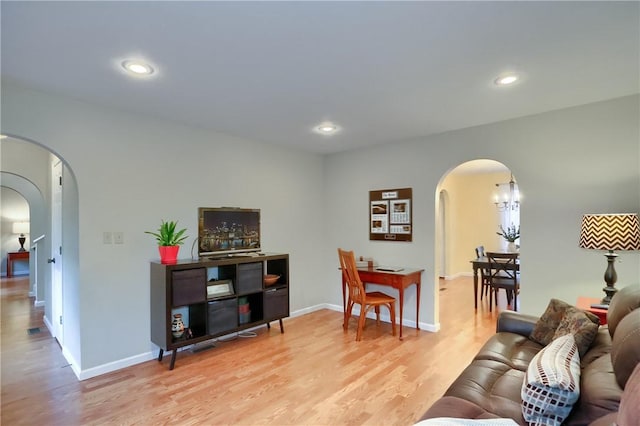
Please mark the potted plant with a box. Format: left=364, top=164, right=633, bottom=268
left=145, top=220, right=188, bottom=264
left=497, top=224, right=520, bottom=252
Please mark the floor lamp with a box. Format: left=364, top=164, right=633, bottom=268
left=579, top=213, right=640, bottom=305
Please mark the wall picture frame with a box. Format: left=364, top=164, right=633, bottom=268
left=369, top=187, right=413, bottom=242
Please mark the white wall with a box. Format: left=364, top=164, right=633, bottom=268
left=2, top=79, right=639, bottom=378
left=2, top=81, right=326, bottom=375
left=324, top=95, right=640, bottom=329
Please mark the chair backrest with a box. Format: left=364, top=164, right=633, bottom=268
left=486, top=252, right=518, bottom=281
left=475, top=245, right=485, bottom=258
left=338, top=248, right=366, bottom=304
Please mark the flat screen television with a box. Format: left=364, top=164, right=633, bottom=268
left=198, top=207, right=261, bottom=257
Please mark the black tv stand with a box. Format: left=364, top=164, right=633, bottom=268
left=151, top=253, right=290, bottom=370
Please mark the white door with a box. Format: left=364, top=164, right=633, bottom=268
left=51, top=160, right=63, bottom=344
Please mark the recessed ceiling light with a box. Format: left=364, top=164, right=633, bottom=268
left=313, top=121, right=340, bottom=136
left=494, top=73, right=519, bottom=86
left=122, top=60, right=154, bottom=76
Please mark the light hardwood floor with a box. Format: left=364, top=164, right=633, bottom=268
left=1, top=275, right=514, bottom=425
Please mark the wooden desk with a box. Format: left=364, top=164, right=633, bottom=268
left=576, top=296, right=608, bottom=325
left=341, top=266, right=424, bottom=339
left=7, top=251, right=29, bottom=278
left=471, top=256, right=519, bottom=309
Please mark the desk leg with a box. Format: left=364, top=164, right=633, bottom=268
left=398, top=288, right=404, bottom=340
left=415, top=281, right=421, bottom=330
left=473, top=266, right=479, bottom=310
left=7, top=258, right=12, bottom=278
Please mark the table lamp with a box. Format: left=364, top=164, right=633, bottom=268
left=579, top=213, right=640, bottom=305
left=12, top=221, right=30, bottom=252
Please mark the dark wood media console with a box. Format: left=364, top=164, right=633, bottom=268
left=150, top=253, right=289, bottom=370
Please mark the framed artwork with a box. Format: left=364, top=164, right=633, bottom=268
left=369, top=188, right=412, bottom=241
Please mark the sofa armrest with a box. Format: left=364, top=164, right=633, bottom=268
left=496, top=310, right=539, bottom=337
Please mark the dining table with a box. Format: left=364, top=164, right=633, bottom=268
left=470, top=255, right=520, bottom=309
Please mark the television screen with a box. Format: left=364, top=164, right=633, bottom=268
left=198, top=207, right=261, bottom=257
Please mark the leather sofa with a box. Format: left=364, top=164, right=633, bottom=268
left=419, top=284, right=640, bottom=425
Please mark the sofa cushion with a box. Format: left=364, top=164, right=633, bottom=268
left=566, top=351, right=621, bottom=425
left=443, top=359, right=526, bottom=423
left=474, top=332, right=543, bottom=372
left=521, top=334, right=581, bottom=426
left=530, top=299, right=599, bottom=347
left=618, top=363, right=640, bottom=426
left=606, top=284, right=640, bottom=338
left=610, top=305, right=640, bottom=388
left=553, top=307, right=600, bottom=357
left=418, top=396, right=502, bottom=421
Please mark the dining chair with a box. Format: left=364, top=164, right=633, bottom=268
left=486, top=251, right=520, bottom=312
left=338, top=248, right=397, bottom=341
left=475, top=246, right=491, bottom=300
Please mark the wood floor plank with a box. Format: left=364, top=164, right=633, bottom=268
left=1, top=275, right=515, bottom=425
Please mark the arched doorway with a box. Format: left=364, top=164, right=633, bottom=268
left=0, top=135, right=79, bottom=353
left=435, top=159, right=520, bottom=313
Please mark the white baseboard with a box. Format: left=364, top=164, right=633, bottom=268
left=43, top=314, right=54, bottom=335
left=62, top=346, right=83, bottom=379
left=69, top=304, right=439, bottom=380
left=34, top=299, right=45, bottom=307
left=76, top=351, right=157, bottom=381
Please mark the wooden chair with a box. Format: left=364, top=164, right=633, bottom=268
left=486, top=252, right=520, bottom=312
left=338, top=248, right=396, bottom=341
left=475, top=246, right=491, bottom=301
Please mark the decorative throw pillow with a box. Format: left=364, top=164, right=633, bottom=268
left=552, top=307, right=600, bottom=357
left=530, top=299, right=599, bottom=346
left=521, top=334, right=581, bottom=426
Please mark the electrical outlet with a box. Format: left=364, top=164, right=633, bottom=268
left=103, top=232, right=113, bottom=244
left=113, top=232, right=124, bottom=244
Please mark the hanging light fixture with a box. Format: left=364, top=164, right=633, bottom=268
left=494, top=174, right=520, bottom=212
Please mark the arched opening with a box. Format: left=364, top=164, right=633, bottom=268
left=0, top=135, right=80, bottom=367
left=435, top=159, right=521, bottom=319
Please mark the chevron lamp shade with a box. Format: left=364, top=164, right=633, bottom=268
left=579, top=214, right=640, bottom=251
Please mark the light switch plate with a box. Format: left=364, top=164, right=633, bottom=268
left=113, top=232, right=124, bottom=244
left=103, top=232, right=113, bottom=244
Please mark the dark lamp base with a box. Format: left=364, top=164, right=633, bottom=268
left=18, top=235, right=26, bottom=252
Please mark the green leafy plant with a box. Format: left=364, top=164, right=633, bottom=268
left=497, top=224, right=520, bottom=242
left=145, top=220, right=188, bottom=246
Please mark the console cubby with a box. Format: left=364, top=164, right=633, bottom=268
left=266, top=257, right=288, bottom=287
left=150, top=253, right=289, bottom=370
left=264, top=287, right=289, bottom=320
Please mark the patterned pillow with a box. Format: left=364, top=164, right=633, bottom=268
left=521, top=334, right=581, bottom=426
left=530, top=299, right=599, bottom=346
left=552, top=307, right=599, bottom=357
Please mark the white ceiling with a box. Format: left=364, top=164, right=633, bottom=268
left=1, top=1, right=638, bottom=155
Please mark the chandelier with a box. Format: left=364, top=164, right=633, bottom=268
left=494, top=174, right=520, bottom=212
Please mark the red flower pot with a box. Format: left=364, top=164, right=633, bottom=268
left=159, top=245, right=180, bottom=264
